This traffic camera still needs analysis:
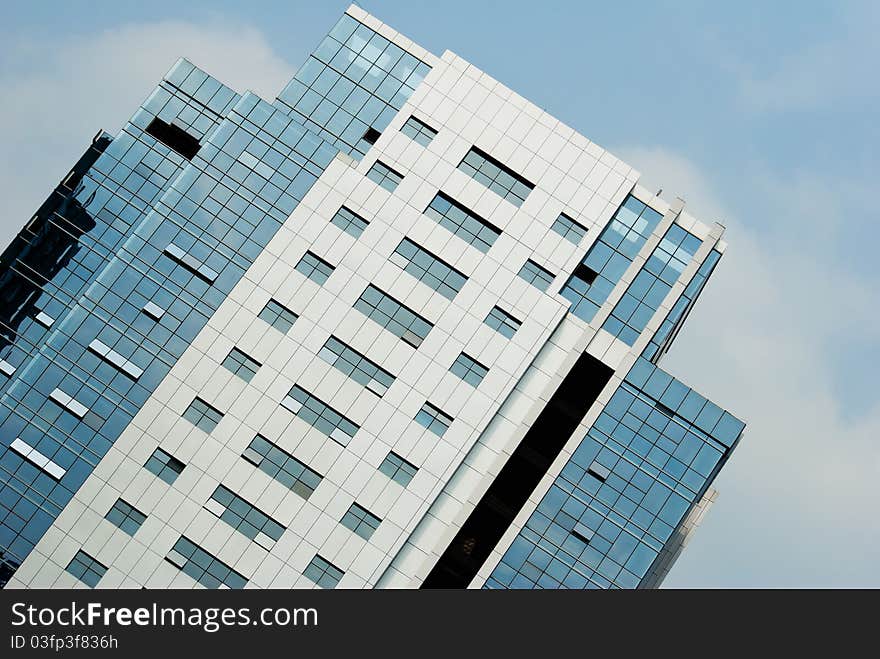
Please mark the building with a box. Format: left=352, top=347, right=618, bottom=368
left=0, top=5, right=744, bottom=590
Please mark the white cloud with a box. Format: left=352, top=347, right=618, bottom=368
left=617, top=145, right=880, bottom=586
left=0, top=20, right=295, bottom=247
left=722, top=4, right=880, bottom=113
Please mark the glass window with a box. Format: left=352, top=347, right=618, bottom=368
left=295, top=251, right=335, bottom=285
left=484, top=306, right=521, bottom=339
left=415, top=402, right=454, bottom=436
left=551, top=213, right=588, bottom=244
left=208, top=485, right=285, bottom=543
left=303, top=554, right=344, bottom=589
left=330, top=206, right=369, bottom=237
left=378, top=451, right=418, bottom=486
left=242, top=435, right=322, bottom=499
left=450, top=352, right=489, bottom=387
left=340, top=503, right=382, bottom=540
left=318, top=336, right=395, bottom=396
left=560, top=195, right=664, bottom=323
left=366, top=160, right=403, bottom=192
left=353, top=285, right=433, bottom=348
left=283, top=385, right=359, bottom=446
left=105, top=498, right=147, bottom=536
left=518, top=259, right=556, bottom=292
left=390, top=238, right=467, bottom=300
left=66, top=550, right=107, bottom=588
left=258, top=299, right=298, bottom=333
left=222, top=347, right=261, bottom=383
left=144, top=447, right=185, bottom=485
left=182, top=397, right=224, bottom=433
left=423, top=192, right=500, bottom=253
left=165, top=536, right=247, bottom=589
left=400, top=116, right=437, bottom=146
left=163, top=243, right=218, bottom=283
left=457, top=146, right=534, bottom=206
left=601, top=224, right=701, bottom=346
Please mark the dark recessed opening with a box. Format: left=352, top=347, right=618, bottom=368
left=145, top=118, right=201, bottom=159
left=421, top=351, right=613, bottom=588
left=571, top=528, right=593, bottom=544
left=362, top=127, right=381, bottom=145
left=574, top=263, right=599, bottom=285
left=655, top=401, right=677, bottom=417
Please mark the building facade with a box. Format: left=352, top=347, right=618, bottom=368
left=0, top=6, right=744, bottom=590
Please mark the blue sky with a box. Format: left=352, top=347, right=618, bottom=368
left=2, top=0, right=878, bottom=586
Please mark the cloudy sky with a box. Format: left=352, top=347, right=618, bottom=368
left=2, top=0, right=877, bottom=587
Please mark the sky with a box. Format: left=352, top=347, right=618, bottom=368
left=1, top=0, right=878, bottom=587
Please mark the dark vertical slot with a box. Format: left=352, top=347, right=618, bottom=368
left=422, top=352, right=613, bottom=588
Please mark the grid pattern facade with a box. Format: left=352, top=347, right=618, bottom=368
left=560, top=195, right=664, bottom=322
left=485, top=358, right=743, bottom=590
left=276, top=13, right=431, bottom=159
left=602, top=224, right=702, bottom=345
left=3, top=6, right=742, bottom=592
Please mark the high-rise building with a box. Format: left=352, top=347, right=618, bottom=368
left=0, top=6, right=744, bottom=590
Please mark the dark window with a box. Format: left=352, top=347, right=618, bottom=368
left=145, top=117, right=201, bottom=159
left=362, top=127, right=381, bottom=145
left=573, top=263, right=599, bottom=286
